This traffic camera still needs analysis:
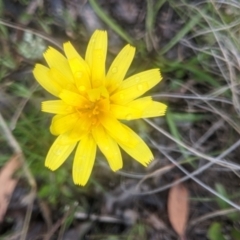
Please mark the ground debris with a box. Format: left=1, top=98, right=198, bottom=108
left=168, top=181, right=189, bottom=239
left=0, top=154, right=22, bottom=222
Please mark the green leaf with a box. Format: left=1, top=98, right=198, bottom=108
left=169, top=113, right=206, bottom=122
left=231, top=228, right=240, bottom=240
left=166, top=111, right=190, bottom=162
left=160, top=9, right=205, bottom=54
left=207, top=222, right=225, bottom=240
left=215, top=183, right=230, bottom=209
left=89, top=0, right=134, bottom=44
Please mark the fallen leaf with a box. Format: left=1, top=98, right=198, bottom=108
left=0, top=154, right=22, bottom=222
left=168, top=181, right=189, bottom=238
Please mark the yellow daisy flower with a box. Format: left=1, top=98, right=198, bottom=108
left=33, top=30, right=167, bottom=186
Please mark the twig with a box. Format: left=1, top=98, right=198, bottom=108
left=190, top=208, right=238, bottom=226
left=43, top=205, right=74, bottom=240
left=74, top=212, right=125, bottom=224
left=0, top=18, right=62, bottom=49
left=159, top=146, right=240, bottom=211
left=132, top=120, right=240, bottom=196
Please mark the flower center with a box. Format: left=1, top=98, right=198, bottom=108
left=78, top=86, right=110, bottom=126
left=86, top=102, right=101, bottom=125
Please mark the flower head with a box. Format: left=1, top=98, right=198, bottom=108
left=33, top=30, right=167, bottom=186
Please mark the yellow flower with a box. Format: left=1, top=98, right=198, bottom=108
left=33, top=30, right=167, bottom=186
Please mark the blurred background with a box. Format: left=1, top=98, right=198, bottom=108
left=1, top=0, right=240, bottom=239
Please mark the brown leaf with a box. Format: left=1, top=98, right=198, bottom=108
left=168, top=181, right=189, bottom=237
left=0, top=154, right=22, bottom=222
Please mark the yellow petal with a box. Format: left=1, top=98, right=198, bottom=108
left=67, top=117, right=91, bottom=141
left=33, top=64, right=62, bottom=97
left=106, top=44, right=135, bottom=93
left=85, top=30, right=107, bottom=87
left=56, top=132, right=83, bottom=146
left=42, top=100, right=75, bottom=114
left=59, top=90, right=88, bottom=107
left=45, top=135, right=77, bottom=170
left=141, top=101, right=167, bottom=118
left=110, top=104, right=142, bottom=120
left=50, top=113, right=79, bottom=135
left=63, top=42, right=85, bottom=63
left=92, top=125, right=122, bottom=171
left=100, top=115, right=137, bottom=148
left=56, top=116, right=91, bottom=145
left=72, top=134, right=97, bottom=186
left=87, top=86, right=109, bottom=102
left=91, top=48, right=106, bottom=87
left=111, top=69, right=162, bottom=104
left=64, top=42, right=90, bottom=75
left=49, top=67, right=79, bottom=93
left=68, top=58, right=91, bottom=91
left=117, top=125, right=153, bottom=166
left=44, top=47, right=74, bottom=83
left=111, top=97, right=167, bottom=120
left=110, top=97, right=152, bottom=120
